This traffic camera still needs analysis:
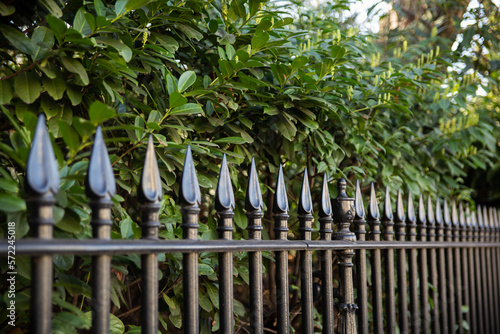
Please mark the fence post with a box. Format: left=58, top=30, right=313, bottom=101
left=215, top=154, right=235, bottom=333
left=320, top=175, right=334, bottom=334
left=138, top=136, right=162, bottom=334
left=407, top=192, right=420, bottom=333
left=86, top=126, right=116, bottom=334
left=417, top=195, right=429, bottom=334
left=382, top=187, right=395, bottom=334
left=179, top=145, right=201, bottom=334
left=451, top=200, right=463, bottom=334
left=353, top=180, right=367, bottom=334
left=332, top=178, right=357, bottom=334
left=394, top=189, right=408, bottom=333
left=245, top=158, right=264, bottom=334
left=26, top=114, right=60, bottom=334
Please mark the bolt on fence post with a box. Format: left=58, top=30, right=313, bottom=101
left=353, top=180, right=367, bottom=334
left=215, top=154, right=235, bottom=334
left=272, top=164, right=290, bottom=334
left=138, top=136, right=162, bottom=334
left=26, top=114, right=60, bottom=334
left=298, top=169, right=313, bottom=334
left=179, top=145, right=201, bottom=334
left=245, top=158, right=264, bottom=334
left=319, top=175, right=334, bottom=334
left=332, top=178, right=357, bottom=334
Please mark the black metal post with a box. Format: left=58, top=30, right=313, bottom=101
left=472, top=209, right=485, bottom=334
left=138, top=136, right=162, bottom=334
left=488, top=207, right=500, bottom=333
left=367, top=183, right=383, bottom=333
left=179, top=145, right=201, bottom=334
left=407, top=193, right=420, bottom=333
left=394, top=189, right=408, bottom=334
left=26, top=115, right=60, bottom=334
left=298, top=169, right=313, bottom=334
left=466, top=205, right=478, bottom=333
left=273, top=164, right=290, bottom=334
left=459, top=203, right=471, bottom=332
left=86, top=126, right=116, bottom=334
left=245, top=158, right=264, bottom=334
left=354, top=180, right=367, bottom=334
left=426, top=196, right=439, bottom=333
left=444, top=199, right=456, bottom=333
left=332, top=178, right=357, bottom=334
left=435, top=198, right=448, bottom=333
left=452, top=200, right=463, bottom=334
left=319, top=175, right=334, bottom=334
left=381, top=187, right=395, bottom=334
left=216, top=154, right=235, bottom=334
left=417, top=195, right=429, bottom=334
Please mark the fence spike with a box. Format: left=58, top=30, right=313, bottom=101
left=443, top=199, right=451, bottom=226
left=245, top=158, right=263, bottom=213
left=26, top=114, right=60, bottom=196
left=427, top=195, right=435, bottom=226
left=273, top=164, right=289, bottom=214
left=138, top=135, right=162, bottom=203
left=179, top=145, right=201, bottom=206
left=298, top=168, right=313, bottom=215
left=452, top=200, right=460, bottom=240
left=418, top=194, right=426, bottom=225
left=407, top=191, right=416, bottom=226
left=383, top=186, right=393, bottom=221
left=367, top=183, right=379, bottom=220
left=396, top=189, right=405, bottom=223
left=482, top=206, right=490, bottom=239
left=435, top=198, right=443, bottom=225
left=320, top=174, right=333, bottom=218
left=215, top=154, right=235, bottom=212
left=354, top=179, right=365, bottom=220
left=86, top=126, right=116, bottom=199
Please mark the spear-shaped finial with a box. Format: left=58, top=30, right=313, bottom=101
left=179, top=145, right=201, bottom=206
left=138, top=135, right=163, bottom=203
left=273, top=164, right=289, bottom=215
left=367, top=183, right=379, bottom=221
left=215, top=154, right=235, bottom=212
left=245, top=158, right=263, bottom=214
left=86, top=126, right=116, bottom=200
left=354, top=180, right=365, bottom=220
left=407, top=191, right=416, bottom=230
left=320, top=174, right=333, bottom=219
left=26, top=114, right=60, bottom=196
left=435, top=198, right=444, bottom=241
left=394, top=189, right=406, bottom=241
left=417, top=194, right=426, bottom=240
left=382, top=186, right=394, bottom=241
left=443, top=198, right=452, bottom=241
left=298, top=168, right=313, bottom=215
left=427, top=195, right=435, bottom=226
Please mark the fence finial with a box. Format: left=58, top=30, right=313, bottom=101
left=417, top=194, right=426, bottom=240
left=215, top=154, right=235, bottom=212
left=443, top=199, right=452, bottom=240
left=427, top=195, right=435, bottom=225
left=245, top=158, right=263, bottom=213
left=354, top=179, right=365, bottom=220
left=179, top=145, right=201, bottom=206
left=273, top=164, right=289, bottom=214
left=138, top=135, right=162, bottom=203
left=383, top=186, right=393, bottom=220
left=320, top=175, right=333, bottom=219
left=26, top=114, right=60, bottom=196
left=407, top=191, right=416, bottom=227
left=298, top=168, right=313, bottom=215
left=86, top=126, right=116, bottom=199
left=367, top=183, right=379, bottom=220
left=394, top=189, right=406, bottom=240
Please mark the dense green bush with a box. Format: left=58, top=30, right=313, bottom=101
left=0, top=0, right=498, bottom=332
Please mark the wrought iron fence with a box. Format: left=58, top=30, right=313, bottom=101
left=1, top=114, right=500, bottom=334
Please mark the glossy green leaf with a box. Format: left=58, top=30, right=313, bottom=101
left=177, top=71, right=196, bottom=93
left=39, top=0, right=63, bottom=17
left=14, top=71, right=41, bottom=104
left=96, top=37, right=132, bottom=62
left=169, top=91, right=187, bottom=108
left=31, top=26, right=54, bottom=61
left=251, top=30, right=269, bottom=51
left=170, top=103, right=203, bottom=116
left=0, top=24, right=33, bottom=54
left=0, top=193, right=26, bottom=212
left=89, top=101, right=116, bottom=124
left=0, top=79, right=13, bottom=104
left=58, top=120, right=80, bottom=153
left=43, top=75, right=66, bottom=100
left=60, top=57, right=89, bottom=85
left=73, top=8, right=93, bottom=36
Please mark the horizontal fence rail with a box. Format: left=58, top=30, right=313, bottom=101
left=2, top=114, right=500, bottom=334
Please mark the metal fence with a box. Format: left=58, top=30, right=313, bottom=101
left=2, top=115, right=500, bottom=334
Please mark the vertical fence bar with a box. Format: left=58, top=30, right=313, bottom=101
left=367, top=183, right=383, bottom=333
left=319, top=175, right=334, bottom=333
left=472, top=206, right=489, bottom=333
left=138, top=136, right=162, bottom=334
left=332, top=178, right=357, bottom=334
left=395, top=190, right=408, bottom=334
left=86, top=126, right=116, bottom=334
left=444, top=199, right=456, bottom=333
left=466, top=205, right=478, bottom=333
left=417, top=195, right=430, bottom=334
left=488, top=207, right=499, bottom=333
left=435, top=198, right=448, bottom=333
left=179, top=146, right=201, bottom=334
left=494, top=208, right=500, bottom=333
left=298, top=169, right=314, bottom=334
left=482, top=206, right=494, bottom=334
left=452, top=200, right=463, bottom=334
left=407, top=193, right=420, bottom=333
left=216, top=154, right=235, bottom=333
left=459, top=203, right=471, bottom=332
left=382, top=187, right=395, bottom=334
left=273, top=165, right=290, bottom=334
left=245, top=158, right=264, bottom=334
left=426, top=196, right=439, bottom=333
left=354, top=180, right=367, bottom=334
left=26, top=115, right=59, bottom=334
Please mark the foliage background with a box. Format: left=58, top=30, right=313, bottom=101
left=0, top=0, right=498, bottom=332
